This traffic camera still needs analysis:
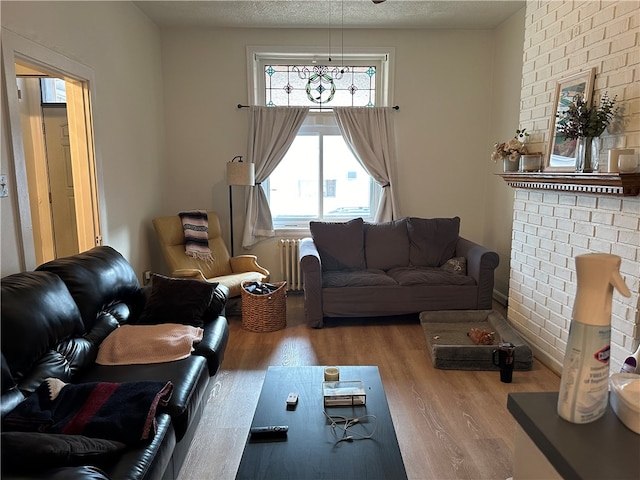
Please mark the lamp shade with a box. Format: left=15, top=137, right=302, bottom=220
left=226, top=161, right=255, bottom=186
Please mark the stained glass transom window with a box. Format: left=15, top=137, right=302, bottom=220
left=265, top=65, right=376, bottom=110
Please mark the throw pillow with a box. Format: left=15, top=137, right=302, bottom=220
left=0, top=432, right=125, bottom=473
left=407, top=217, right=460, bottom=267
left=440, top=257, right=467, bottom=275
left=364, top=218, right=410, bottom=270
left=309, top=217, right=366, bottom=272
left=135, top=274, right=218, bottom=327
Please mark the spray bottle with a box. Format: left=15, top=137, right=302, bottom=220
left=557, top=253, right=631, bottom=424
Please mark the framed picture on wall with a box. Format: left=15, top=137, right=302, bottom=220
left=545, top=68, right=596, bottom=171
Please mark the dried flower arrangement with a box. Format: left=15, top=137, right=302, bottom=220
left=491, top=129, right=529, bottom=162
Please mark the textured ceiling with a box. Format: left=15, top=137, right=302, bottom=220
left=134, top=1, right=526, bottom=29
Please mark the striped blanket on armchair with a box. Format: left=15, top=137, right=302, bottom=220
left=178, top=210, right=213, bottom=262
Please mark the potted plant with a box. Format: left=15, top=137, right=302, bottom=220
left=556, top=92, right=619, bottom=172
left=491, top=129, right=529, bottom=172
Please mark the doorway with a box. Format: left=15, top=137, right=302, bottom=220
left=2, top=30, right=102, bottom=270
left=42, top=103, right=80, bottom=258
left=17, top=74, right=81, bottom=262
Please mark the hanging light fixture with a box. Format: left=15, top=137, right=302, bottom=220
left=340, top=0, right=347, bottom=73
left=327, top=0, right=348, bottom=75
left=328, top=0, right=332, bottom=62
left=328, top=0, right=347, bottom=72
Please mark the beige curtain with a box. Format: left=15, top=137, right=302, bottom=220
left=333, top=107, right=399, bottom=222
left=242, top=106, right=309, bottom=248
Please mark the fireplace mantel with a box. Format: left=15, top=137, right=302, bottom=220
left=497, top=172, right=640, bottom=196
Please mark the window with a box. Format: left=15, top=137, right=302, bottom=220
left=40, top=78, right=66, bottom=103
left=268, top=118, right=375, bottom=227
left=265, top=64, right=377, bottom=110
left=249, top=47, right=393, bottom=229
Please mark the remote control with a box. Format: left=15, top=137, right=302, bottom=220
left=249, top=425, right=289, bottom=440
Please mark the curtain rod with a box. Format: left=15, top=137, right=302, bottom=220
left=237, top=103, right=399, bottom=110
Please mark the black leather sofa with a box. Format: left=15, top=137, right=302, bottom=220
left=1, top=246, right=229, bottom=480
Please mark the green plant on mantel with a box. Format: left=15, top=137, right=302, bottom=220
left=556, top=92, right=619, bottom=139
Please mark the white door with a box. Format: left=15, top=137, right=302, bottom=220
left=43, top=106, right=79, bottom=257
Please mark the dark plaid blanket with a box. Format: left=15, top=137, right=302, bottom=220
left=2, top=379, right=173, bottom=444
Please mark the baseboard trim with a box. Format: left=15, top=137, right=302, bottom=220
left=499, top=293, right=562, bottom=376
left=493, top=289, right=508, bottom=307
left=510, top=326, right=563, bottom=376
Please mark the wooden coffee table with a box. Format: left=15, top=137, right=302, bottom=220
left=235, top=366, right=407, bottom=479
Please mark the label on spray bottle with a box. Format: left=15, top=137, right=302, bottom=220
left=557, top=321, right=610, bottom=424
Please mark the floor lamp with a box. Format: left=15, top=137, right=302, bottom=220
left=226, top=156, right=255, bottom=257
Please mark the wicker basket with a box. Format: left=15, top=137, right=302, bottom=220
left=241, top=281, right=287, bottom=332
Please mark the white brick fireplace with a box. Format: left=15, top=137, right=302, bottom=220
left=506, top=1, right=640, bottom=374
left=508, top=190, right=639, bottom=373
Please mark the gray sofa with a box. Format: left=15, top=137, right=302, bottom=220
left=300, top=217, right=499, bottom=328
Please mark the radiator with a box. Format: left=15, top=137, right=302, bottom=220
left=279, top=239, right=303, bottom=291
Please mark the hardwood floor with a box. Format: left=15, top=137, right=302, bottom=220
left=177, top=295, right=560, bottom=480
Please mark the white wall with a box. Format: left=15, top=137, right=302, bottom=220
left=484, top=8, right=527, bottom=301
left=1, top=84, right=22, bottom=273
left=158, top=25, right=524, bottom=280
left=1, top=1, right=165, bottom=277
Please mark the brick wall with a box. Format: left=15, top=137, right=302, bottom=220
left=508, top=1, right=639, bottom=373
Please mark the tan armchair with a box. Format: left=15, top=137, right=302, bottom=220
left=152, top=211, right=269, bottom=298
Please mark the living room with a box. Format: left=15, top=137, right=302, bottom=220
left=2, top=0, right=638, bottom=373
left=1, top=1, right=639, bottom=478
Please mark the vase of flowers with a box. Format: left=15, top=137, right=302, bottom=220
left=492, top=129, right=528, bottom=172
left=556, top=92, right=619, bottom=173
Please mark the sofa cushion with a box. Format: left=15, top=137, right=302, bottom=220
left=0, top=432, right=125, bottom=473
left=135, top=274, right=216, bottom=327
left=36, top=246, right=144, bottom=331
left=310, top=218, right=366, bottom=272
left=322, top=269, right=398, bottom=288
left=1, top=272, right=84, bottom=383
left=364, top=219, right=409, bottom=270
left=407, top=217, right=460, bottom=267
left=387, top=267, right=475, bottom=286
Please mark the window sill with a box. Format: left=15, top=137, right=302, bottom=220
left=497, top=172, right=640, bottom=196
left=274, top=227, right=310, bottom=238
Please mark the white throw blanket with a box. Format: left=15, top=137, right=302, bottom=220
left=97, top=324, right=204, bottom=365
